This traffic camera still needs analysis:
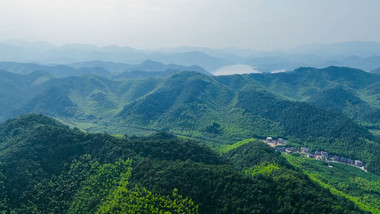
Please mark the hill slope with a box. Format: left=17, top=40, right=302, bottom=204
left=0, top=68, right=379, bottom=174
left=0, top=114, right=364, bottom=213
left=247, top=66, right=380, bottom=128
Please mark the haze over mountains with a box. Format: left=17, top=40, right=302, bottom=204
left=0, top=60, right=210, bottom=79
left=2, top=41, right=380, bottom=74
left=1, top=0, right=380, bottom=212
left=0, top=63, right=379, bottom=213
left=0, top=41, right=380, bottom=214
left=1, top=65, right=379, bottom=174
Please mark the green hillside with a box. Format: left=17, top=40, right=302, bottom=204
left=0, top=60, right=210, bottom=79
left=286, top=155, right=380, bottom=213
left=222, top=140, right=363, bottom=213
left=0, top=70, right=52, bottom=116
left=0, top=68, right=379, bottom=174
left=248, top=66, right=380, bottom=100
left=308, top=87, right=380, bottom=127
left=0, top=114, right=364, bottom=213
left=247, top=66, right=380, bottom=126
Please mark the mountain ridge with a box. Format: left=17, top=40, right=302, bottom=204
left=0, top=66, right=379, bottom=174
left=0, top=114, right=365, bottom=213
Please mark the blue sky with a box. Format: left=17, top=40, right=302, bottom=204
left=0, top=0, right=379, bottom=50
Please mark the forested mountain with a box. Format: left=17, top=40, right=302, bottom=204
left=0, top=114, right=364, bottom=213
left=114, top=60, right=210, bottom=79
left=2, top=41, right=380, bottom=72
left=0, top=62, right=111, bottom=78
left=0, top=60, right=209, bottom=79
left=248, top=66, right=380, bottom=100
left=0, top=67, right=379, bottom=175
left=307, top=87, right=380, bottom=126
left=285, top=155, right=380, bottom=213
left=246, top=67, right=380, bottom=127
left=372, top=67, right=380, bottom=74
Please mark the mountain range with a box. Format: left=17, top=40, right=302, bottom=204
left=0, top=65, right=379, bottom=175
left=2, top=41, right=380, bottom=72
left=1, top=57, right=380, bottom=213
left=0, top=60, right=209, bottom=79
left=0, top=114, right=367, bottom=213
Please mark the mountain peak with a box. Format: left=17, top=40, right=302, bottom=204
left=140, top=59, right=164, bottom=66
left=0, top=114, right=65, bottom=134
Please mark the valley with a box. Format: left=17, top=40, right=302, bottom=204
left=1, top=1, right=380, bottom=213
left=0, top=64, right=379, bottom=213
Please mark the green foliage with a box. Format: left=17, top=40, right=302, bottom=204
left=0, top=115, right=221, bottom=212
left=0, top=109, right=372, bottom=213
left=219, top=138, right=256, bottom=154
left=249, top=66, right=380, bottom=101
left=270, top=168, right=361, bottom=214
left=285, top=155, right=380, bottom=213
left=245, top=162, right=281, bottom=176
left=68, top=158, right=198, bottom=214
left=205, top=122, right=222, bottom=134
left=1, top=68, right=379, bottom=175
left=0, top=167, right=8, bottom=212
left=291, top=137, right=380, bottom=175
left=132, top=159, right=362, bottom=214
left=308, top=86, right=380, bottom=127
left=224, top=140, right=364, bottom=213
left=131, top=159, right=278, bottom=214
left=97, top=187, right=198, bottom=214
left=0, top=114, right=85, bottom=209
left=236, top=88, right=380, bottom=174
left=68, top=159, right=132, bottom=213
left=237, top=89, right=372, bottom=140
left=30, top=155, right=100, bottom=213
left=224, top=140, right=290, bottom=169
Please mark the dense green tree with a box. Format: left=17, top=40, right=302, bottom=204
left=0, top=115, right=369, bottom=213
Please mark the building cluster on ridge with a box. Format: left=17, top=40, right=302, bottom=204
left=264, top=137, right=366, bottom=171
left=265, top=137, right=287, bottom=147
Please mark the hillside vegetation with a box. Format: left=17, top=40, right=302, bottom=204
left=247, top=66, right=380, bottom=128
left=0, top=114, right=365, bottom=213
left=285, top=155, right=380, bottom=213
left=0, top=67, right=379, bottom=174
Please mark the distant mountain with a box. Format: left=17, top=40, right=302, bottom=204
left=289, top=41, right=380, bottom=57
left=248, top=66, right=380, bottom=99
left=69, top=60, right=134, bottom=73
left=151, top=51, right=230, bottom=71
left=0, top=42, right=228, bottom=71
left=0, top=70, right=52, bottom=116
left=308, top=87, right=380, bottom=125
left=116, top=59, right=211, bottom=77
left=246, top=66, right=380, bottom=128
left=115, top=69, right=184, bottom=79
left=339, top=55, right=380, bottom=71
left=156, top=41, right=380, bottom=72
left=161, top=42, right=380, bottom=72
left=1, top=67, right=379, bottom=174
left=0, top=62, right=111, bottom=78
left=371, top=67, right=380, bottom=74
left=246, top=54, right=380, bottom=73
left=0, top=60, right=210, bottom=79
left=70, top=59, right=209, bottom=74
left=1, top=41, right=380, bottom=72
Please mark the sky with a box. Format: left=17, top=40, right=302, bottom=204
left=0, top=0, right=379, bottom=50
